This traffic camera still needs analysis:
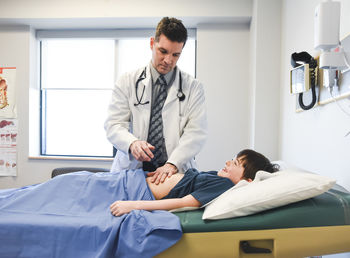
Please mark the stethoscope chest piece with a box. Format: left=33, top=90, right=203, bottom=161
left=177, top=71, right=185, bottom=102
left=177, top=91, right=185, bottom=101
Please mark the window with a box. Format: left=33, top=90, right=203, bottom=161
left=40, top=33, right=196, bottom=157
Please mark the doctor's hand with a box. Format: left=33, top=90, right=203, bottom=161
left=147, top=163, right=178, bottom=185
left=130, top=140, right=155, bottom=162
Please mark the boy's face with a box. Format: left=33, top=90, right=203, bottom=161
left=218, top=157, right=251, bottom=184
left=150, top=34, right=184, bottom=75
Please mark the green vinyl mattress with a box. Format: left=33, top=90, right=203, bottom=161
left=175, top=188, right=350, bottom=232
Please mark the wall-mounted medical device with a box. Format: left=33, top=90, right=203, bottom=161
left=315, top=0, right=349, bottom=72
left=290, top=64, right=310, bottom=94
left=314, top=1, right=340, bottom=52
left=290, top=52, right=318, bottom=110
left=290, top=0, right=350, bottom=112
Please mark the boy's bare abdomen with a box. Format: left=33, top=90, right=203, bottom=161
left=146, top=173, right=184, bottom=200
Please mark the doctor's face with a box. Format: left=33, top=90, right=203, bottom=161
left=150, top=34, right=184, bottom=75
left=218, top=157, right=250, bottom=184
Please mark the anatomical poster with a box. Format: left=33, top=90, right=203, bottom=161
left=0, top=67, right=16, bottom=118
left=0, top=119, right=17, bottom=176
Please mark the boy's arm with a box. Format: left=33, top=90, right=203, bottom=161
left=110, top=195, right=200, bottom=216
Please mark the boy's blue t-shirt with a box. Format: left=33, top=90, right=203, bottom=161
left=161, top=168, right=234, bottom=206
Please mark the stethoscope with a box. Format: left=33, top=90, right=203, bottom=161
left=134, top=67, right=185, bottom=106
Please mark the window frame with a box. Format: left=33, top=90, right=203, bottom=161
left=36, top=29, right=197, bottom=159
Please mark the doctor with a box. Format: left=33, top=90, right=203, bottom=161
left=105, top=17, right=207, bottom=184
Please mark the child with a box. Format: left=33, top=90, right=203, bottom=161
left=110, top=149, right=279, bottom=216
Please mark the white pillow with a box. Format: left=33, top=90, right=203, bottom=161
left=202, top=169, right=336, bottom=220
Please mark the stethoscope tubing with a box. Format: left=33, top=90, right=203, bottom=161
left=134, top=67, right=185, bottom=106
left=134, top=69, right=149, bottom=106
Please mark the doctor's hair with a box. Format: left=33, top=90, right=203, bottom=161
left=237, top=149, right=279, bottom=181
left=155, top=17, right=188, bottom=46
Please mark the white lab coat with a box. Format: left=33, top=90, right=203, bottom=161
left=104, top=64, right=208, bottom=173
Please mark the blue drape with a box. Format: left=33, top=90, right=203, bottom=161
left=0, top=169, right=182, bottom=258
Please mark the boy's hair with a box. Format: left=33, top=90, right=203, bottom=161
left=237, top=149, right=279, bottom=181
left=155, top=17, right=188, bottom=46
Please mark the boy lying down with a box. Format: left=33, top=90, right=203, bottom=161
left=110, top=149, right=279, bottom=216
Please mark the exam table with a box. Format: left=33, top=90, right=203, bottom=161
left=51, top=168, right=350, bottom=258
left=158, top=185, right=350, bottom=258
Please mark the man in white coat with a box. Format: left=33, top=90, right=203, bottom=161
left=105, top=17, right=207, bottom=184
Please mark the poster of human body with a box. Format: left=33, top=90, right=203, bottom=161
left=0, top=67, right=16, bottom=118
left=0, top=67, right=17, bottom=176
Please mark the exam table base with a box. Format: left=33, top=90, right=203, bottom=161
left=157, top=225, right=350, bottom=258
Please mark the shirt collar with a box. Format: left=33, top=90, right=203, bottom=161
left=149, top=61, right=175, bottom=85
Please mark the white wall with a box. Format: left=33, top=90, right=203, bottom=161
left=0, top=0, right=252, bottom=29
left=196, top=23, right=250, bottom=171
left=1, top=0, right=250, bottom=19
left=249, top=0, right=281, bottom=160
left=280, top=0, right=350, bottom=191
left=195, top=0, right=282, bottom=171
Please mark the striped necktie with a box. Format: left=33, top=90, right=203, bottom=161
left=144, top=75, right=168, bottom=170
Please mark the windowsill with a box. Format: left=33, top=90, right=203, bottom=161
left=28, top=155, right=114, bottom=162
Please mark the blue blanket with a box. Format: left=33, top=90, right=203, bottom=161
left=0, top=169, right=182, bottom=258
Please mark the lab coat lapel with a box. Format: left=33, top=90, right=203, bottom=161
left=164, top=70, right=180, bottom=107
left=140, top=66, right=152, bottom=102
left=162, top=70, right=181, bottom=154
